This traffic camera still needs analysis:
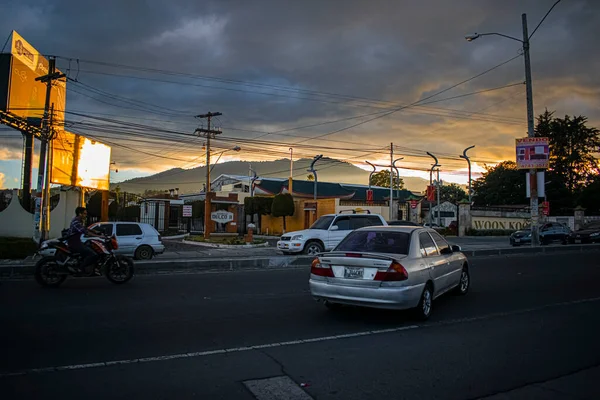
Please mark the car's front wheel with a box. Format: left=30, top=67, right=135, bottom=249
left=303, top=241, right=324, bottom=256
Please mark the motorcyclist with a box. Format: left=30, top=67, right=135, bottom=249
left=66, top=206, right=102, bottom=275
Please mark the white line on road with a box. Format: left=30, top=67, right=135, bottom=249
left=2, top=296, right=599, bottom=379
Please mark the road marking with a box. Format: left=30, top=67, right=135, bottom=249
left=2, top=296, right=599, bottom=378
left=244, top=375, right=314, bottom=400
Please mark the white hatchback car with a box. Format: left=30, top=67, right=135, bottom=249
left=40, top=222, right=165, bottom=260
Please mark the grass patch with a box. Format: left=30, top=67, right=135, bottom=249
left=0, top=237, right=38, bottom=259
left=187, top=236, right=266, bottom=246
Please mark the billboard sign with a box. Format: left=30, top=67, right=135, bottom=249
left=516, top=137, right=549, bottom=169
left=0, top=31, right=66, bottom=126
left=51, top=130, right=111, bottom=190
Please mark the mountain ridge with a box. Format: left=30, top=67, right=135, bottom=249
left=111, top=158, right=430, bottom=194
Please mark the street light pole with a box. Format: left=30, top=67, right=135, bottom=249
left=521, top=13, right=540, bottom=248
left=464, top=8, right=558, bottom=246
left=460, top=145, right=475, bottom=204
left=289, top=148, right=294, bottom=194
left=426, top=152, right=440, bottom=227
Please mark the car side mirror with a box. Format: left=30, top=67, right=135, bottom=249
left=440, top=247, right=453, bottom=255
left=451, top=245, right=461, bottom=252
left=330, top=225, right=339, bottom=231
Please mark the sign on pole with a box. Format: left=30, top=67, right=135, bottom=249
left=516, top=137, right=549, bottom=169
left=182, top=205, right=192, bottom=217
left=410, top=200, right=419, bottom=209
left=426, top=185, right=435, bottom=202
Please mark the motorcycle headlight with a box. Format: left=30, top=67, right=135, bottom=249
left=292, top=235, right=303, bottom=240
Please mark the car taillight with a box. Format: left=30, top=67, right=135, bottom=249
left=111, top=237, right=119, bottom=250
left=311, top=258, right=334, bottom=277
left=374, top=261, right=408, bottom=281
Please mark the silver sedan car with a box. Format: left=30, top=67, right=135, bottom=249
left=309, top=226, right=470, bottom=320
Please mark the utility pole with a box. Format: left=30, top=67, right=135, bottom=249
left=427, top=152, right=440, bottom=227
left=195, top=112, right=222, bottom=239
left=460, top=145, right=475, bottom=204
left=465, top=7, right=557, bottom=246
left=289, top=147, right=293, bottom=194
left=34, top=57, right=65, bottom=244
left=522, top=13, right=540, bottom=247
left=436, top=168, right=442, bottom=226
left=392, top=157, right=403, bottom=219
left=389, top=143, right=394, bottom=221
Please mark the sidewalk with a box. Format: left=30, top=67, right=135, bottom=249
left=479, top=365, right=600, bottom=399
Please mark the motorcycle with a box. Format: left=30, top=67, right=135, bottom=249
left=34, top=231, right=135, bottom=287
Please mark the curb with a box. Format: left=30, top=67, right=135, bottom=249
left=459, top=243, right=600, bottom=258
left=162, top=233, right=191, bottom=240
left=181, top=239, right=270, bottom=249
left=0, top=255, right=314, bottom=279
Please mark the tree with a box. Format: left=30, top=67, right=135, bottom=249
left=535, top=110, right=600, bottom=193
left=578, top=176, right=600, bottom=215
left=472, top=161, right=527, bottom=206
left=254, top=196, right=273, bottom=216
left=244, top=197, right=257, bottom=222
left=370, top=170, right=404, bottom=189
left=439, top=183, right=468, bottom=204
left=271, top=193, right=295, bottom=232
left=307, top=174, right=314, bottom=181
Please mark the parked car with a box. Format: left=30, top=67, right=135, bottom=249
left=387, top=220, right=421, bottom=227
left=39, top=222, right=165, bottom=260
left=509, top=222, right=571, bottom=246
left=277, top=211, right=387, bottom=256
left=568, top=221, right=600, bottom=244
left=309, top=226, right=469, bottom=320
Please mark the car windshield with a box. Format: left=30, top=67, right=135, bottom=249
left=335, top=230, right=410, bottom=255
left=310, top=216, right=335, bottom=230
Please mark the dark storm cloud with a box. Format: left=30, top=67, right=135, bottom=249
left=1, top=0, right=599, bottom=174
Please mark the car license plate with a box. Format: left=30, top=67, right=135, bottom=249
left=278, top=243, right=289, bottom=249
left=344, top=267, right=363, bottom=279
left=575, top=239, right=582, bottom=244
left=514, top=238, right=520, bottom=243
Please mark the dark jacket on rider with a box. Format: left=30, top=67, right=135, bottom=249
left=67, top=216, right=87, bottom=248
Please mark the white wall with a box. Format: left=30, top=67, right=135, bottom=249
left=335, top=203, right=390, bottom=221
left=0, top=189, right=80, bottom=239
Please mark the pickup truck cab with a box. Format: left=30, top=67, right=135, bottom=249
left=277, top=211, right=388, bottom=255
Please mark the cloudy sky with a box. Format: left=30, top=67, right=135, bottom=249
left=0, top=0, right=598, bottom=190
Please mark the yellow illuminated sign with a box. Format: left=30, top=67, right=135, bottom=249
left=51, top=130, right=111, bottom=190
left=2, top=31, right=66, bottom=125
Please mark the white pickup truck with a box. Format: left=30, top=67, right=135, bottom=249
left=277, top=212, right=388, bottom=255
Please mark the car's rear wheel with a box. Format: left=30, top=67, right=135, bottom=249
left=413, top=283, right=433, bottom=321
left=304, top=241, right=323, bottom=256
left=135, top=245, right=153, bottom=260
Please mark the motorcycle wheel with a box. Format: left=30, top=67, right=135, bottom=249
left=34, top=256, right=67, bottom=288
left=105, top=256, right=135, bottom=284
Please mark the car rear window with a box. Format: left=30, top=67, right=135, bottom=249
left=335, top=231, right=410, bottom=255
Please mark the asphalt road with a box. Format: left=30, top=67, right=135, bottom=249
left=1, top=252, right=599, bottom=399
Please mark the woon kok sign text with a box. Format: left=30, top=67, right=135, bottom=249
left=472, top=217, right=529, bottom=231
